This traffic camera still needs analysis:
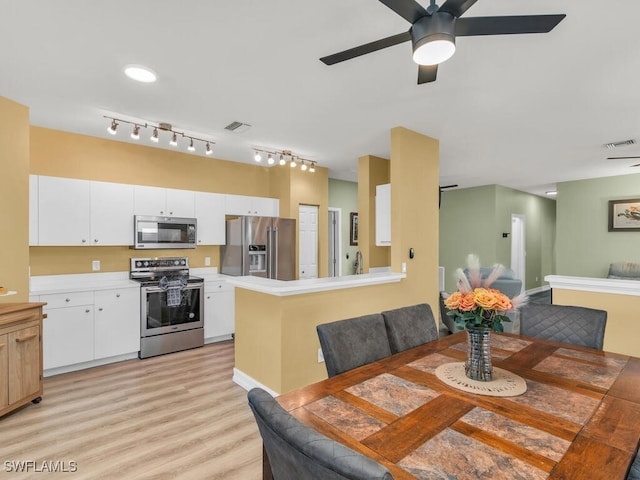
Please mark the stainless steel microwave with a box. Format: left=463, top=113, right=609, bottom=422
left=133, top=215, right=197, bottom=249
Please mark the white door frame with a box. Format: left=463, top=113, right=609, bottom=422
left=328, top=207, right=342, bottom=277
left=299, top=204, right=319, bottom=279
left=510, top=214, right=526, bottom=287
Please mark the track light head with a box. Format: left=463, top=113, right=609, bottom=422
left=267, top=155, right=275, bottom=165
left=309, top=163, right=316, bottom=173
left=108, top=119, right=118, bottom=135
left=131, top=125, right=140, bottom=140
left=150, top=128, right=159, bottom=143
left=205, top=142, right=213, bottom=155
left=290, top=157, right=297, bottom=168
left=169, top=132, right=178, bottom=146
left=279, top=155, right=286, bottom=166
left=300, top=161, right=307, bottom=171
left=187, top=138, right=195, bottom=152
left=254, top=152, right=262, bottom=162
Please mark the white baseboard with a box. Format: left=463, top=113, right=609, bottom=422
left=44, top=352, right=138, bottom=378
left=526, top=285, right=551, bottom=296
left=233, top=368, right=279, bottom=397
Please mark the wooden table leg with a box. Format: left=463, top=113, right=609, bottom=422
left=262, top=445, right=273, bottom=480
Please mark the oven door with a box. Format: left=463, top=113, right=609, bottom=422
left=141, top=283, right=204, bottom=337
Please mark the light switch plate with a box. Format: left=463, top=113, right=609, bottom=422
left=205, top=257, right=211, bottom=266
left=92, top=260, right=100, bottom=271
left=317, top=348, right=324, bottom=363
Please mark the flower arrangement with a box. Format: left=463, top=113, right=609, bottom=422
left=444, top=254, right=528, bottom=332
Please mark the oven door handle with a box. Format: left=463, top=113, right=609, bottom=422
left=143, top=283, right=203, bottom=294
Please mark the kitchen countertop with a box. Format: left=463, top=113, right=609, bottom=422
left=29, top=272, right=139, bottom=295
left=225, top=271, right=406, bottom=296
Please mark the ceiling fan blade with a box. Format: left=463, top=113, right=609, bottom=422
left=437, top=0, right=478, bottom=18
left=456, top=14, right=566, bottom=36
left=607, top=156, right=640, bottom=160
left=378, top=0, right=429, bottom=24
left=417, top=64, right=438, bottom=84
left=320, top=31, right=411, bottom=65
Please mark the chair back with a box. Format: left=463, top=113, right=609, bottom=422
left=439, top=292, right=458, bottom=334
left=381, top=304, right=438, bottom=353
left=247, top=388, right=393, bottom=480
left=627, top=451, right=640, bottom=480
left=520, top=303, right=607, bottom=350
left=317, top=314, right=391, bottom=377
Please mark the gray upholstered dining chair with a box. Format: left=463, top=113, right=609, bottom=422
left=381, top=303, right=439, bottom=353
left=519, top=303, right=607, bottom=350
left=316, top=314, right=392, bottom=377
left=439, top=292, right=458, bottom=334
left=247, top=388, right=394, bottom=480
left=628, top=451, right=640, bottom=480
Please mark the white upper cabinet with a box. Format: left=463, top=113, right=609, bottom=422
left=225, top=194, right=279, bottom=217
left=134, top=186, right=195, bottom=218
left=194, top=192, right=225, bottom=245
left=38, top=176, right=91, bottom=246
left=376, top=183, right=391, bottom=246
left=90, top=181, right=134, bottom=246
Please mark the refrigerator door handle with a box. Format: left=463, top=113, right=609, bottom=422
left=273, top=227, right=279, bottom=280
left=266, top=226, right=272, bottom=279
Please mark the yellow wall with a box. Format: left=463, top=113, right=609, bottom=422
left=29, top=126, right=327, bottom=276
left=358, top=155, right=390, bottom=270
left=553, top=289, right=640, bottom=357
left=0, top=97, right=30, bottom=302
left=235, top=127, right=440, bottom=393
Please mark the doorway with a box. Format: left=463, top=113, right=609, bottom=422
left=299, top=205, right=318, bottom=279
left=510, top=214, right=526, bottom=286
left=328, top=208, right=342, bottom=277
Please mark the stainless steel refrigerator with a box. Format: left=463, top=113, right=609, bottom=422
left=220, top=216, right=296, bottom=280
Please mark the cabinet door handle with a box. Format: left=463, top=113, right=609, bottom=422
left=65, top=298, right=71, bottom=302
left=116, top=294, right=120, bottom=298
left=98, top=308, right=103, bottom=311
left=0, top=343, right=6, bottom=348
left=94, top=239, right=99, bottom=243
left=81, top=239, right=87, bottom=243
left=207, top=296, right=211, bottom=299
left=85, top=309, right=90, bottom=313
left=15, top=333, right=37, bottom=343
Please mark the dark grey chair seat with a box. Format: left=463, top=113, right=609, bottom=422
left=381, top=303, right=438, bottom=353
left=248, top=388, right=393, bottom=480
left=628, top=451, right=640, bottom=480
left=317, top=314, right=392, bottom=377
left=520, top=303, right=607, bottom=350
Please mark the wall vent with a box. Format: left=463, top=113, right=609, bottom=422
left=224, top=121, right=251, bottom=133
left=603, top=139, right=636, bottom=149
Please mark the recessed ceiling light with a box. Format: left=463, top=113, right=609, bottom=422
left=124, top=65, right=157, bottom=83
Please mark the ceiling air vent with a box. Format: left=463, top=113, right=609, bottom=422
left=224, top=121, right=251, bottom=133
left=603, top=139, right=636, bottom=149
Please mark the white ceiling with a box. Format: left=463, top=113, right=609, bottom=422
left=2, top=0, right=640, bottom=196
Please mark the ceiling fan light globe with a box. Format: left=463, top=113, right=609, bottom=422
left=413, top=37, right=456, bottom=66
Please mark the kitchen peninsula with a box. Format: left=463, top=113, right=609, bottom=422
left=230, top=271, right=406, bottom=395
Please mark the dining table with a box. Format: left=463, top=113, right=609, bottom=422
left=271, top=331, right=640, bottom=480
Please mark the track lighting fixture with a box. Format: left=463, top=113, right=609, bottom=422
left=104, top=116, right=215, bottom=157
left=250, top=148, right=317, bottom=173
left=108, top=119, right=118, bottom=135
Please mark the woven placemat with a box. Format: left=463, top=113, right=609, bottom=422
left=435, top=362, right=527, bottom=397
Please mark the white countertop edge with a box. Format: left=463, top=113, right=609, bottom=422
left=545, top=275, right=640, bottom=296
left=226, top=272, right=406, bottom=296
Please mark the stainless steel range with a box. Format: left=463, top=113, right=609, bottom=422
left=130, top=257, right=204, bottom=359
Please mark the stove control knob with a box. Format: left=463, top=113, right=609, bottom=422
left=181, top=259, right=186, bottom=265
left=136, top=261, right=142, bottom=267
left=144, top=261, right=149, bottom=267
left=174, top=260, right=179, bottom=265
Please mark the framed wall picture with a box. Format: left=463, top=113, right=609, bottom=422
left=350, top=212, right=358, bottom=245
left=609, top=198, right=640, bottom=231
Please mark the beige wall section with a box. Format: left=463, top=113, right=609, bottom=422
left=390, top=127, right=440, bottom=311
left=236, top=127, right=440, bottom=393
left=0, top=97, right=30, bottom=302
left=358, top=155, right=390, bottom=271
left=552, top=289, right=640, bottom=357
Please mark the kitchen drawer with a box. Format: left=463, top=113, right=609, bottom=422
left=40, top=291, right=94, bottom=309
left=205, top=281, right=234, bottom=293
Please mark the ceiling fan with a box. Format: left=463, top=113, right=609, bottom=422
left=320, top=0, right=566, bottom=84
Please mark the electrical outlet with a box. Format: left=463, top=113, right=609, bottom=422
left=205, top=257, right=211, bottom=266
left=92, top=260, right=101, bottom=271
left=317, top=348, right=324, bottom=363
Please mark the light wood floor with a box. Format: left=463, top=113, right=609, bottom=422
left=0, top=341, right=263, bottom=479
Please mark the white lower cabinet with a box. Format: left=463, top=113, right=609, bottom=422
left=94, top=289, right=140, bottom=359
left=39, top=288, right=140, bottom=371
left=204, top=281, right=235, bottom=340
left=41, top=293, right=95, bottom=370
